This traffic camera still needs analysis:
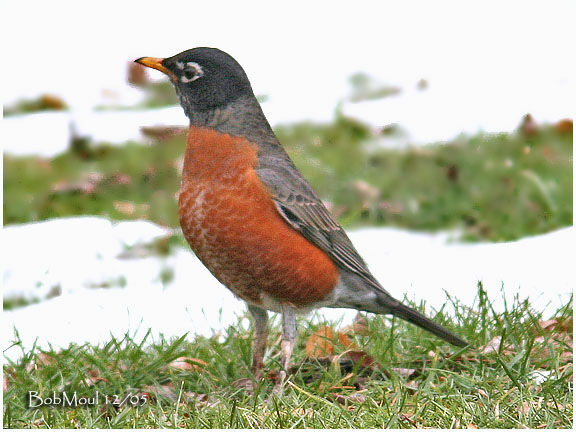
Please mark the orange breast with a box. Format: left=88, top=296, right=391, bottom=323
left=178, top=127, right=339, bottom=307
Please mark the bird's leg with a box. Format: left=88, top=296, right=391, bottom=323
left=248, top=304, right=269, bottom=380
left=272, top=304, right=297, bottom=393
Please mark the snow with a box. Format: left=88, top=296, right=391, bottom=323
left=3, top=217, right=573, bottom=361
left=2, top=108, right=188, bottom=158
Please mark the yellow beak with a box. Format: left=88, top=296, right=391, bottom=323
left=134, top=57, right=176, bottom=80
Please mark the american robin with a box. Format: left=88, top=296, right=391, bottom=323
left=135, top=48, right=468, bottom=390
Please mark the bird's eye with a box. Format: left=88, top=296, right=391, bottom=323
left=180, top=62, right=204, bottom=83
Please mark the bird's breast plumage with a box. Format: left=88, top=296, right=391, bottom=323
left=178, top=127, right=339, bottom=308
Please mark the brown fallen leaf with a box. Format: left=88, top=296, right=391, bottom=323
left=142, top=383, right=177, bottom=402
left=337, top=332, right=359, bottom=350
left=32, top=418, right=46, bottom=428
left=399, top=413, right=417, bottom=427
left=36, top=353, right=55, bottom=366
left=477, top=388, right=488, bottom=398
left=538, top=317, right=573, bottom=334
left=292, top=407, right=315, bottom=418
left=480, top=336, right=512, bottom=355
left=518, top=401, right=532, bottom=415
left=81, top=369, right=108, bottom=387
left=25, top=353, right=55, bottom=372
left=231, top=377, right=255, bottom=392
left=182, top=391, right=220, bottom=408
left=328, top=385, right=357, bottom=391
left=305, top=326, right=335, bottom=358
left=168, top=357, right=208, bottom=371
left=545, top=399, right=564, bottom=410
left=391, top=367, right=418, bottom=380
left=466, top=423, right=478, bottom=429
left=83, top=376, right=108, bottom=387
left=538, top=319, right=559, bottom=331
left=330, top=392, right=366, bottom=405
left=343, top=349, right=376, bottom=368
left=404, top=380, right=419, bottom=394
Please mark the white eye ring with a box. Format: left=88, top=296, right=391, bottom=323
left=180, top=62, right=204, bottom=83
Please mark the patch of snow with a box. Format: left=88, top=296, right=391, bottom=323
left=2, top=218, right=573, bottom=361
left=2, top=217, right=172, bottom=300
left=2, top=107, right=188, bottom=158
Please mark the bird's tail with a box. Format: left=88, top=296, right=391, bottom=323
left=378, top=295, right=469, bottom=347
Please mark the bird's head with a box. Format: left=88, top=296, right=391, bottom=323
left=135, top=47, right=254, bottom=113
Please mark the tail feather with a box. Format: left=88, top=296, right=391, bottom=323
left=379, top=296, right=469, bottom=347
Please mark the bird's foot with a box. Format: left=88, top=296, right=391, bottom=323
left=231, top=377, right=257, bottom=394
left=271, top=370, right=287, bottom=395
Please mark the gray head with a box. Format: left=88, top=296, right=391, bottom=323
left=135, top=47, right=255, bottom=113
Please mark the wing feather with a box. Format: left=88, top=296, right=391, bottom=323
left=257, top=164, right=385, bottom=292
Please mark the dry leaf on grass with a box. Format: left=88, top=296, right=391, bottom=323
left=330, top=392, right=367, bottom=405
left=182, top=391, right=219, bottom=408
left=25, top=353, right=56, bottom=372
left=168, top=357, right=208, bottom=371
left=343, top=349, right=377, bottom=368
left=305, top=326, right=335, bottom=358
left=531, top=333, right=573, bottom=366
left=328, top=385, right=357, bottom=391
left=539, top=319, right=560, bottom=331
left=32, top=418, right=46, bottom=428
left=292, top=407, right=315, bottom=418
left=82, top=369, right=108, bottom=387
left=337, top=332, right=359, bottom=349
left=477, top=388, right=488, bottom=398
left=391, top=367, right=418, bottom=380
left=341, top=313, right=370, bottom=335
left=546, top=401, right=564, bottom=410
left=537, top=316, right=572, bottom=334
left=404, top=380, right=419, bottom=394
left=518, top=401, right=532, bottom=415
left=231, top=377, right=256, bottom=392
left=399, top=413, right=418, bottom=427
left=480, top=336, right=512, bottom=355
left=36, top=353, right=55, bottom=366
left=142, top=383, right=177, bottom=402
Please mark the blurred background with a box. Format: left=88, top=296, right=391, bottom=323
left=2, top=0, right=573, bottom=356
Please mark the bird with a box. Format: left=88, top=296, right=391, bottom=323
left=135, top=48, right=468, bottom=391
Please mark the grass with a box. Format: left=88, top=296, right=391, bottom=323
left=3, top=116, right=572, bottom=241
left=3, top=287, right=573, bottom=428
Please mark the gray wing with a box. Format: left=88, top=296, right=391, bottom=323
left=257, top=161, right=389, bottom=295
